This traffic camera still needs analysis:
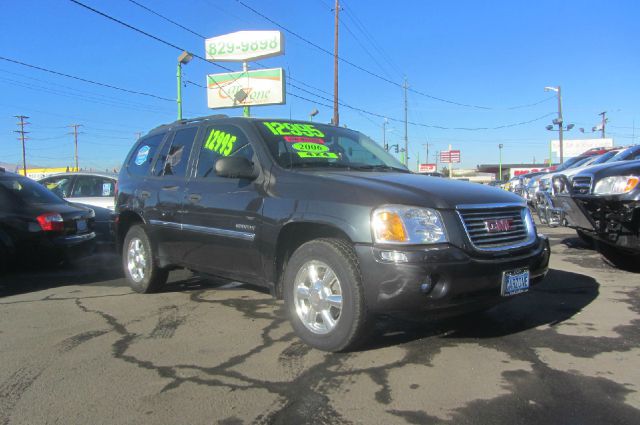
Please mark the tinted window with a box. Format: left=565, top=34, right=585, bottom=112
left=155, top=127, right=198, bottom=177
left=40, top=175, right=74, bottom=198
left=196, top=125, right=255, bottom=178
left=0, top=176, right=64, bottom=205
left=127, top=133, right=166, bottom=177
left=72, top=176, right=115, bottom=197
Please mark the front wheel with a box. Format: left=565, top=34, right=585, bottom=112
left=283, top=238, right=371, bottom=352
left=122, top=225, right=168, bottom=293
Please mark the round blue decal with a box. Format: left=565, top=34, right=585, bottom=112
left=134, top=145, right=150, bottom=166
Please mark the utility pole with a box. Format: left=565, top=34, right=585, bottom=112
left=332, top=0, right=340, bottom=126
left=382, top=118, right=388, bottom=150
left=403, top=77, right=408, bottom=166
left=498, top=143, right=503, bottom=181
left=598, top=111, right=607, bottom=138
left=69, top=124, right=82, bottom=171
left=557, top=86, right=564, bottom=164
left=14, top=115, right=30, bottom=176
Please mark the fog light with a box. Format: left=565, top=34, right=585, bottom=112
left=380, top=250, right=408, bottom=263
left=420, top=277, right=433, bottom=294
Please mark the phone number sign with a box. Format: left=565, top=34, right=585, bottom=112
left=205, top=31, right=284, bottom=62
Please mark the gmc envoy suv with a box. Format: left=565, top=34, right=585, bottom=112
left=115, top=115, right=550, bottom=351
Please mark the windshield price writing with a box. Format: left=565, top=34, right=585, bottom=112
left=204, top=129, right=237, bottom=156
left=263, top=122, right=325, bottom=138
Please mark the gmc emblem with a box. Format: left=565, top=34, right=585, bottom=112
left=484, top=218, right=514, bottom=233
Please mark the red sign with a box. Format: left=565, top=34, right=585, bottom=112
left=440, top=150, right=461, bottom=164
left=419, top=163, right=437, bottom=173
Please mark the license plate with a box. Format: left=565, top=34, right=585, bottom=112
left=76, top=219, right=87, bottom=232
left=501, top=269, right=530, bottom=297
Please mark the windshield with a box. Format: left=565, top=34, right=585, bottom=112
left=554, top=155, right=588, bottom=172
left=609, top=145, right=640, bottom=162
left=254, top=120, right=409, bottom=172
left=0, top=176, right=65, bottom=205
left=591, top=150, right=618, bottom=164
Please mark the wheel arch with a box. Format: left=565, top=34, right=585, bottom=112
left=116, top=210, right=145, bottom=253
left=272, top=221, right=353, bottom=299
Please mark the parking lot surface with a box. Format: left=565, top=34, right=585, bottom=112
left=1, top=226, right=639, bottom=425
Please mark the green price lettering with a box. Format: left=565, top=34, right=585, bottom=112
left=204, top=129, right=237, bottom=156
left=297, top=152, right=339, bottom=159
left=263, top=122, right=325, bottom=138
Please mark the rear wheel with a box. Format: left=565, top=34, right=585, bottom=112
left=122, top=225, right=168, bottom=293
left=283, top=238, right=371, bottom=352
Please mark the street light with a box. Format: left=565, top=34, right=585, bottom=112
left=498, top=143, right=503, bottom=180
left=177, top=51, right=193, bottom=120
left=309, top=108, right=319, bottom=122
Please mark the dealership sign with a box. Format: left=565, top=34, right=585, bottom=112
left=510, top=167, right=544, bottom=178
left=551, top=138, right=613, bottom=158
left=207, top=68, right=285, bottom=109
left=419, top=163, right=437, bottom=173
left=205, top=31, right=284, bottom=62
left=439, top=150, right=461, bottom=163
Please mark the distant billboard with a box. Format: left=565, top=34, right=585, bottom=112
left=205, top=31, right=284, bottom=62
left=207, top=68, right=285, bottom=109
left=551, top=138, right=614, bottom=158
left=440, top=150, right=461, bottom=164
left=419, top=163, right=437, bottom=173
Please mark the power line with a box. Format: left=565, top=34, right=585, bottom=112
left=0, top=56, right=173, bottom=102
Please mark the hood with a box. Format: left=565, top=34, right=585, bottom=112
left=298, top=171, right=524, bottom=209
left=585, top=159, right=640, bottom=179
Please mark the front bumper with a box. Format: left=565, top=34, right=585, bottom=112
left=355, top=236, right=550, bottom=316
left=560, top=195, right=640, bottom=252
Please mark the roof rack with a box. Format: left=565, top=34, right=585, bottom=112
left=149, top=114, right=231, bottom=133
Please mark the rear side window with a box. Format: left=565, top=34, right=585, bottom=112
left=0, top=176, right=64, bottom=205
left=127, top=133, right=166, bottom=177
left=196, top=125, right=254, bottom=178
left=72, top=176, right=116, bottom=197
left=154, top=127, right=198, bottom=177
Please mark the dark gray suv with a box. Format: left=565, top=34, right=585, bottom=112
left=115, top=115, right=550, bottom=351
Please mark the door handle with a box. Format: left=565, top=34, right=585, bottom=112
left=140, top=190, right=151, bottom=199
left=162, top=185, right=179, bottom=191
left=188, top=194, right=202, bottom=203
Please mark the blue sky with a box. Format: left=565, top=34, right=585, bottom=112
left=1, top=0, right=638, bottom=171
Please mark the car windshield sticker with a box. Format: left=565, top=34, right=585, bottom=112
left=204, top=129, right=237, bottom=156
left=291, top=142, right=338, bottom=159
left=134, top=145, right=151, bottom=166
left=284, top=136, right=325, bottom=144
left=102, top=183, right=112, bottom=196
left=263, top=122, right=325, bottom=137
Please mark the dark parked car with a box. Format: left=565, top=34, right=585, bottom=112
left=116, top=116, right=550, bottom=351
left=553, top=160, right=640, bottom=265
left=0, top=168, right=96, bottom=272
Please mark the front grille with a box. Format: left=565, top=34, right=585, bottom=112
left=571, top=176, right=592, bottom=194
left=457, top=206, right=533, bottom=251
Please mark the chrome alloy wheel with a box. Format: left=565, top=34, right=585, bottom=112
left=293, top=260, right=343, bottom=334
left=127, top=238, right=147, bottom=282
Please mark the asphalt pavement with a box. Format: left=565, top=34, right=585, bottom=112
left=1, top=226, right=639, bottom=425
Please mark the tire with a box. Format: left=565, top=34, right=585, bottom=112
left=122, top=225, right=168, bottom=293
left=283, top=238, right=371, bottom=352
left=597, top=242, right=640, bottom=272
left=576, top=229, right=595, bottom=248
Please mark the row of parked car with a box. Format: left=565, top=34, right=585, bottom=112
left=507, top=145, right=640, bottom=267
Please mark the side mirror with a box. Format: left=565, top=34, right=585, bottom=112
left=215, top=156, right=257, bottom=179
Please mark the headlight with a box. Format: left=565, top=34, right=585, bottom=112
left=593, top=176, right=639, bottom=195
left=372, top=205, right=447, bottom=244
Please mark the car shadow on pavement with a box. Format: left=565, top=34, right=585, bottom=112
left=0, top=252, right=124, bottom=297
left=359, top=268, right=599, bottom=350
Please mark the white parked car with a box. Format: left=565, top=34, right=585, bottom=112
left=39, top=172, right=117, bottom=210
